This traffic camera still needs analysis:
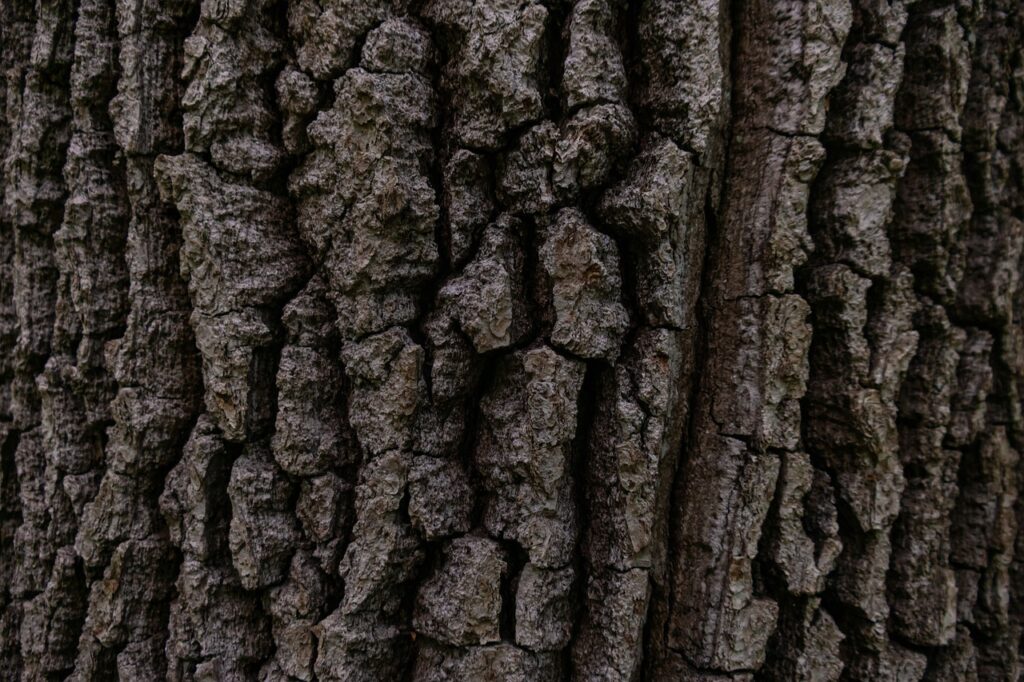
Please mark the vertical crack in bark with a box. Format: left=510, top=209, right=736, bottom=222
left=152, top=0, right=321, bottom=676
left=784, top=1, right=921, bottom=678
left=929, top=1, right=1024, bottom=678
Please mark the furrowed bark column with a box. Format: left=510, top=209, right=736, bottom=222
left=664, top=0, right=850, bottom=676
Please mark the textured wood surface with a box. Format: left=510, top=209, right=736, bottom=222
left=1, top=0, right=1022, bottom=679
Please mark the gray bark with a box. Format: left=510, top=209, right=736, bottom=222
left=1, top=0, right=1022, bottom=680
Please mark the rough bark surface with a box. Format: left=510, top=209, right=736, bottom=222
left=1, top=0, right=1022, bottom=680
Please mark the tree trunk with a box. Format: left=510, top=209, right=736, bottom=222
left=1, top=0, right=1022, bottom=679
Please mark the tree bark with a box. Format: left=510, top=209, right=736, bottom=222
left=1, top=0, right=1022, bottom=679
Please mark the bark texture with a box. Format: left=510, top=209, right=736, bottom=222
left=1, top=0, right=1023, bottom=680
